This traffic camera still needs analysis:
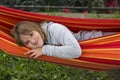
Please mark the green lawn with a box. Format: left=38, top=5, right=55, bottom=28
left=0, top=50, right=114, bottom=80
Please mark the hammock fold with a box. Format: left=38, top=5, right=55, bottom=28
left=0, top=6, right=120, bottom=71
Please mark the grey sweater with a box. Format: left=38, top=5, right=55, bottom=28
left=41, top=22, right=114, bottom=59
left=42, top=22, right=81, bottom=59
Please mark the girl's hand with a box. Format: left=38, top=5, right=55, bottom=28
left=24, top=47, right=42, bottom=59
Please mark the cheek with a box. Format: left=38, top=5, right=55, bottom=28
left=40, top=35, right=44, bottom=43
left=34, top=33, right=39, bottom=39
left=36, top=33, right=43, bottom=43
left=40, top=39, right=43, bottom=44
left=26, top=44, right=35, bottom=49
left=38, top=37, right=44, bottom=47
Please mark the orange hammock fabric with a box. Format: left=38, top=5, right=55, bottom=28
left=0, top=6, right=120, bottom=71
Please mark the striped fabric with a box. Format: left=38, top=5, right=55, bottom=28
left=0, top=6, right=120, bottom=71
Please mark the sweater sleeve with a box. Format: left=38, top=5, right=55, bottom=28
left=42, top=23, right=82, bottom=59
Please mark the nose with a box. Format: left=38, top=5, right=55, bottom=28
left=30, top=39, right=36, bottom=44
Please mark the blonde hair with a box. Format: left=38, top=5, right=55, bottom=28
left=11, top=21, right=47, bottom=46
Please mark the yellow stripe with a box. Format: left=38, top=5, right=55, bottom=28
left=0, top=25, right=11, bottom=31
left=67, top=25, right=120, bottom=29
left=82, top=49, right=120, bottom=60
left=0, top=11, right=46, bottom=22
left=0, top=19, right=14, bottom=26
left=80, top=33, right=120, bottom=44
left=71, top=59, right=118, bottom=67
left=97, top=39, right=120, bottom=44
left=70, top=59, right=119, bottom=69
left=0, top=37, right=29, bottom=50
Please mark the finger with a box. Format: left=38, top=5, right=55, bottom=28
left=24, top=50, right=34, bottom=55
left=29, top=53, right=36, bottom=58
left=33, top=54, right=39, bottom=59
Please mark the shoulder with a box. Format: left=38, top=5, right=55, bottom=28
left=48, top=22, right=68, bottom=32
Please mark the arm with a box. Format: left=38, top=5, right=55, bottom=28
left=42, top=23, right=82, bottom=59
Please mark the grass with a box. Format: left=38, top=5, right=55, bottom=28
left=40, top=11, right=120, bottom=19
left=0, top=49, right=114, bottom=80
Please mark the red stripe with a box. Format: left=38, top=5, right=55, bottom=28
left=81, top=42, right=120, bottom=49
left=1, top=6, right=120, bottom=29
left=0, top=32, right=15, bottom=43
left=1, top=6, right=120, bottom=23
left=79, top=57, right=120, bottom=65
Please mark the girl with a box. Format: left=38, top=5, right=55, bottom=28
left=11, top=21, right=115, bottom=59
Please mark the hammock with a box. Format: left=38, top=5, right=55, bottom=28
left=0, top=6, right=120, bottom=71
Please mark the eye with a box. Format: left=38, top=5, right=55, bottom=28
left=30, top=33, right=33, bottom=37
left=25, top=41, right=29, bottom=45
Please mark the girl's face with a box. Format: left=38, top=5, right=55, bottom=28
left=20, top=31, right=44, bottom=49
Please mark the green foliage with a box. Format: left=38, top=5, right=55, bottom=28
left=93, top=0, right=104, bottom=7
left=0, top=0, right=88, bottom=12
left=0, top=50, right=114, bottom=80
left=85, top=10, right=120, bottom=19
